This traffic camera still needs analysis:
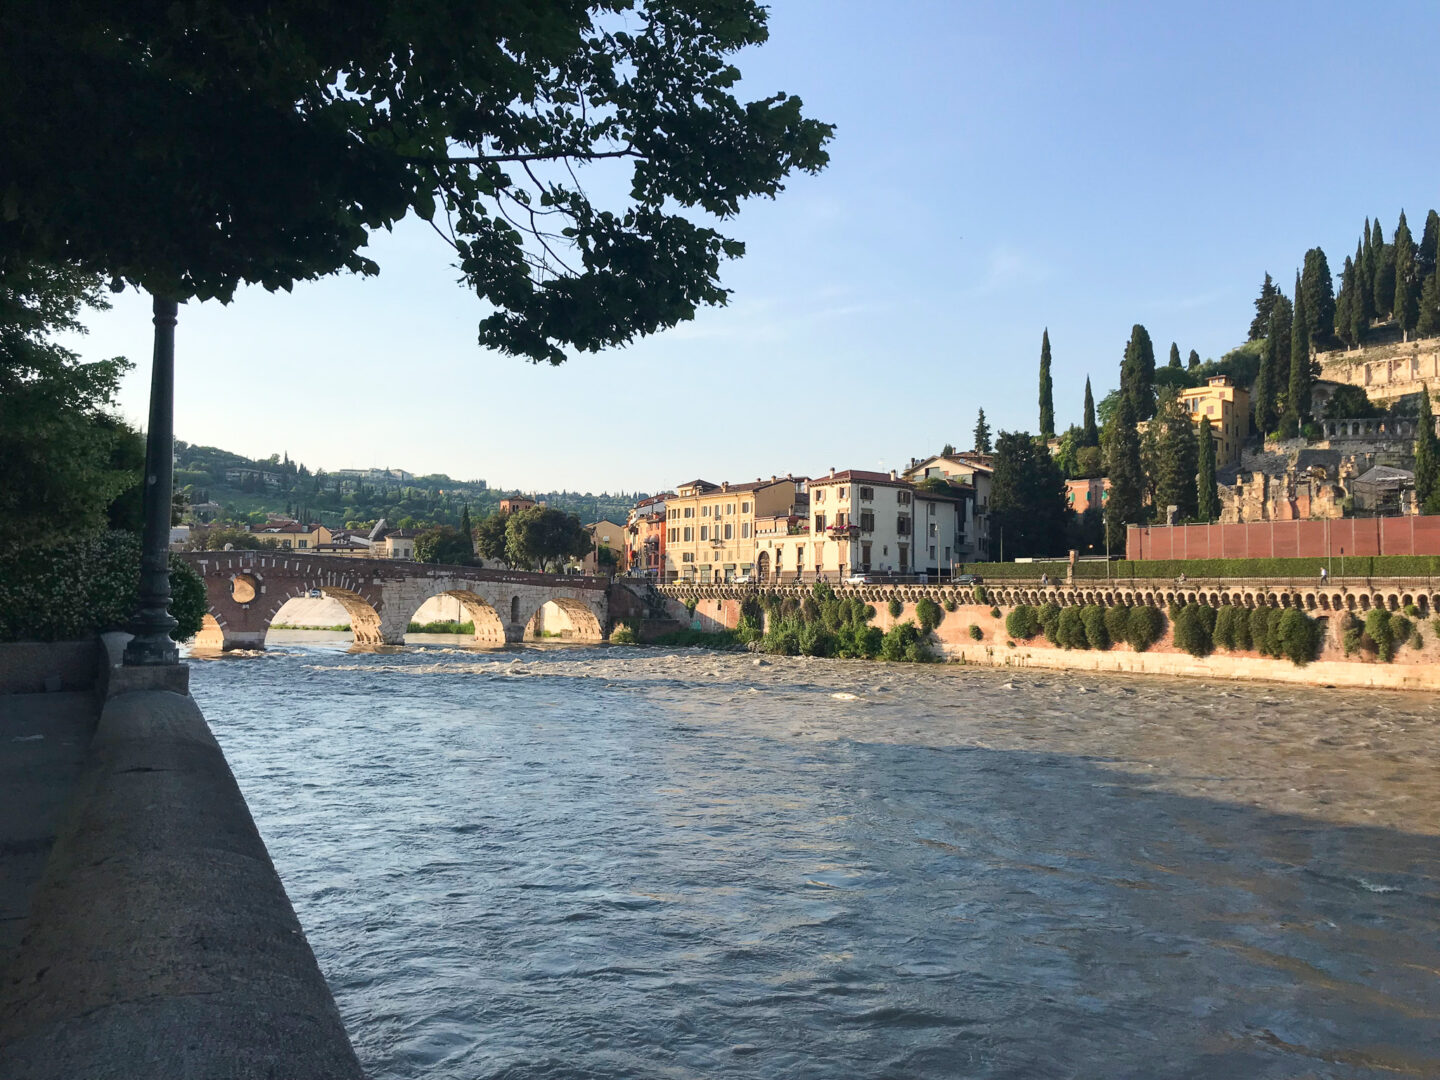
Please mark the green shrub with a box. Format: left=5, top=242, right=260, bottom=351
left=610, top=624, right=638, bottom=645
left=1172, top=605, right=1213, bottom=657
left=1248, top=607, right=1273, bottom=654
left=915, top=598, right=942, bottom=633
left=1412, top=631, right=1425, bottom=651
left=408, top=620, right=477, bottom=634
left=764, top=617, right=802, bottom=656
left=989, top=606, right=1001, bottom=619
left=1340, top=612, right=1363, bottom=656
left=1056, top=606, right=1088, bottom=649
left=1404, top=603, right=1420, bottom=617
left=0, top=531, right=206, bottom=643
left=1213, top=606, right=1238, bottom=650
left=798, top=621, right=837, bottom=657
left=1005, top=604, right=1040, bottom=640
left=972, top=584, right=987, bottom=603
left=1365, top=608, right=1396, bottom=661
left=887, top=598, right=903, bottom=619
left=1038, top=602, right=1062, bottom=644
left=1081, top=605, right=1109, bottom=650
left=682, top=597, right=698, bottom=615
left=880, top=621, right=929, bottom=662
left=968, top=624, right=983, bottom=641
left=942, top=597, right=958, bottom=612
left=1433, top=615, right=1440, bottom=638
left=1103, top=604, right=1129, bottom=644
left=835, top=624, right=883, bottom=659
left=1390, top=614, right=1412, bottom=644
left=1126, top=605, right=1164, bottom=652
left=1276, top=609, right=1321, bottom=666
left=651, top=628, right=741, bottom=648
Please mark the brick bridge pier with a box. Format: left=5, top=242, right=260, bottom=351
left=181, top=551, right=611, bottom=650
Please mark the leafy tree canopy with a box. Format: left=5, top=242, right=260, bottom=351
left=1, top=2, right=834, bottom=364
left=988, top=430, right=1067, bottom=560
left=505, top=506, right=591, bottom=572
left=415, top=524, right=477, bottom=565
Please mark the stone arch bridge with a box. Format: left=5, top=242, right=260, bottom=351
left=182, top=552, right=610, bottom=650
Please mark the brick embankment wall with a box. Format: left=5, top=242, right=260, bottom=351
left=656, top=584, right=1440, bottom=690
left=0, top=686, right=365, bottom=1080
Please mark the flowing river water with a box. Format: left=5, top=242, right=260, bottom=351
left=189, top=634, right=1440, bottom=1079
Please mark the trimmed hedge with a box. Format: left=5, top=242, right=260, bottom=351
left=954, top=555, right=1440, bottom=581
left=0, top=531, right=206, bottom=643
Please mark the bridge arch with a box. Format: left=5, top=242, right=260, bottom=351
left=524, top=597, right=605, bottom=642
left=403, top=589, right=507, bottom=645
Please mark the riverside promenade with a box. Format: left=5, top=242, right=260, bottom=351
left=0, top=638, right=364, bottom=1079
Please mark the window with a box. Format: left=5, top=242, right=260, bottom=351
left=742, top=501, right=750, bottom=513
left=281, top=540, right=292, bottom=549
left=700, top=525, right=709, bottom=541
left=298, top=540, right=308, bottom=548
left=944, top=546, right=951, bottom=562
left=897, top=516, right=911, bottom=535
left=795, top=547, right=804, bottom=568
left=839, top=487, right=847, bottom=499
left=683, top=507, right=694, bottom=518
left=928, top=502, right=936, bottom=515
left=702, top=505, right=710, bottom=517
left=814, top=489, right=825, bottom=503
left=814, top=514, right=826, bottom=532
left=897, top=491, right=912, bottom=506
left=929, top=522, right=938, bottom=536
left=930, top=545, right=936, bottom=560
left=860, top=511, right=875, bottom=532
left=727, top=503, right=735, bottom=514
left=859, top=487, right=874, bottom=501
left=724, top=524, right=733, bottom=540
left=741, top=523, right=751, bottom=539
left=683, top=527, right=693, bottom=541
left=682, top=552, right=694, bottom=562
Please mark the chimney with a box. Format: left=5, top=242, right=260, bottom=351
left=829, top=466, right=835, bottom=478
left=890, top=469, right=897, bottom=481
left=722, top=481, right=729, bottom=492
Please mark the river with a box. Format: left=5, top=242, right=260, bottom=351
left=189, top=634, right=1440, bottom=1079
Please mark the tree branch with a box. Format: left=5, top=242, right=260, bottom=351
left=415, top=146, right=641, bottom=166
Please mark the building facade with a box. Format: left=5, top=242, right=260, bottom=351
left=1180, top=375, right=1250, bottom=466
left=663, top=476, right=808, bottom=582
left=901, top=453, right=990, bottom=561
left=625, top=493, right=670, bottom=577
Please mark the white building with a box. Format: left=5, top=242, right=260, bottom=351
left=901, top=452, right=991, bottom=561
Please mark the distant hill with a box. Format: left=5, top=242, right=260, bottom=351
left=173, top=441, right=643, bottom=530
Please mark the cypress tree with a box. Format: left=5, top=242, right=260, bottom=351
left=1334, top=255, right=1355, bottom=348
left=1301, top=247, right=1335, bottom=343
left=1195, top=416, right=1219, bottom=522
left=1168, top=341, right=1181, bottom=369
left=1248, top=273, right=1280, bottom=341
left=1038, top=328, right=1055, bottom=438
left=973, top=408, right=992, bottom=453
left=1187, top=348, right=1200, bottom=370
left=1354, top=235, right=1373, bottom=329
left=460, top=503, right=472, bottom=539
left=1416, top=388, right=1439, bottom=511
left=1081, top=377, right=1099, bottom=447
left=1394, top=211, right=1419, bottom=339
left=1155, top=393, right=1199, bottom=522
left=1103, top=393, right=1144, bottom=552
left=1121, top=324, right=1156, bottom=421
left=1283, top=271, right=1310, bottom=436
left=1420, top=209, right=1440, bottom=282
left=1254, top=335, right=1275, bottom=435
left=1418, top=271, right=1440, bottom=337
left=1374, top=218, right=1395, bottom=319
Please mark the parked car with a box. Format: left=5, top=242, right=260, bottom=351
left=952, top=573, right=984, bottom=585
left=845, top=573, right=873, bottom=584
left=731, top=573, right=753, bottom=584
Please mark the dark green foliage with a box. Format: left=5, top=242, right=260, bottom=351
left=1418, top=271, right=1440, bottom=337
left=1353, top=235, right=1373, bottom=335
left=1322, top=384, right=1381, bottom=420
left=887, top=598, right=903, bottom=618
left=989, top=606, right=1002, bottom=619
left=737, top=595, right=765, bottom=644
left=408, top=619, right=476, bottom=634
left=1168, top=342, right=1182, bottom=369
left=1249, top=607, right=1272, bottom=653
left=1284, top=270, right=1311, bottom=429
left=1081, top=378, right=1099, bottom=447
left=0, top=260, right=141, bottom=548
left=1249, top=273, right=1281, bottom=341
left=474, top=512, right=511, bottom=563
left=1421, top=210, right=1440, bottom=281
left=942, top=597, right=958, bottom=612
left=1393, top=211, right=1419, bottom=337
left=1415, top=389, right=1439, bottom=510
left=1056, top=606, right=1087, bottom=649
left=1038, top=602, right=1062, bottom=644
left=915, top=598, right=942, bottom=633
left=1213, top=606, right=1239, bottom=650
left=1038, top=329, right=1055, bottom=438
left=973, top=409, right=992, bottom=453
left=504, top=506, right=591, bottom=572
left=1405, top=603, right=1421, bottom=617
left=1103, top=393, right=1144, bottom=551
left=1334, top=255, right=1355, bottom=348
left=1411, top=630, right=1424, bottom=651
left=2, top=2, right=833, bottom=365
left=1005, top=605, right=1041, bottom=640
left=968, top=624, right=982, bottom=641
left=652, top=628, right=742, bottom=649
left=1374, top=220, right=1396, bottom=318
left=973, top=584, right=988, bottom=604
left=1195, top=416, right=1220, bottom=522
left=0, top=532, right=205, bottom=642
left=1276, top=609, right=1321, bottom=666
left=1301, top=248, right=1335, bottom=342
left=414, top=524, right=477, bottom=566
left=1187, top=349, right=1200, bottom=370
left=1125, top=605, right=1164, bottom=652
left=879, top=621, right=930, bottom=662
left=1365, top=608, right=1395, bottom=661
left=989, top=430, right=1068, bottom=559
left=1121, top=324, right=1157, bottom=421
left=1081, top=605, right=1109, bottom=650
left=1391, top=614, right=1412, bottom=644
left=1103, top=604, right=1130, bottom=644
left=1154, top=392, right=1198, bottom=522
left=1172, top=604, right=1213, bottom=657
left=1339, top=613, right=1363, bottom=656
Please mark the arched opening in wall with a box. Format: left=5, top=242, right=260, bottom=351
left=524, top=598, right=604, bottom=642
left=1359, top=594, right=1371, bottom=611
left=511, top=595, right=521, bottom=624
left=405, top=590, right=507, bottom=645
left=320, top=587, right=384, bottom=646
left=756, top=550, right=771, bottom=583
left=230, top=572, right=259, bottom=604
left=267, top=594, right=353, bottom=637
left=193, top=613, right=225, bottom=650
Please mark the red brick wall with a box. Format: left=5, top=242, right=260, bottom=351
left=1126, top=516, right=1440, bottom=559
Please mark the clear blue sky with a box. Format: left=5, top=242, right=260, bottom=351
left=72, top=0, right=1440, bottom=495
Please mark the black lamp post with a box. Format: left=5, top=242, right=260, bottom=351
left=123, top=296, right=180, bottom=666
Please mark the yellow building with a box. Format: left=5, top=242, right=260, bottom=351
left=249, top=519, right=332, bottom=551
left=1180, top=375, right=1250, bottom=466
left=664, top=476, right=807, bottom=582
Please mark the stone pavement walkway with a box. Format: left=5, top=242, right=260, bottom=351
left=0, top=693, right=96, bottom=958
